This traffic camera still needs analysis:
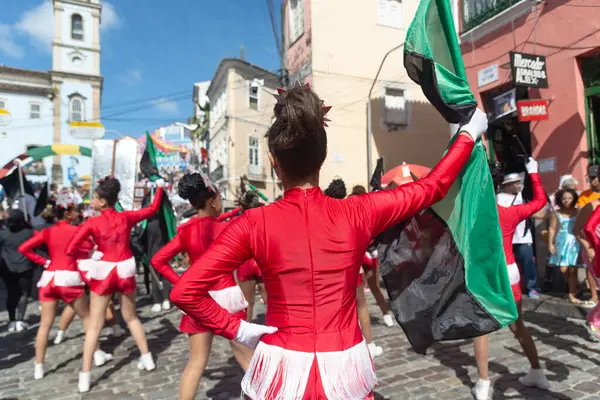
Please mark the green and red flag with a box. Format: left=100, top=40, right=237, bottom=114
left=378, top=0, right=517, bottom=354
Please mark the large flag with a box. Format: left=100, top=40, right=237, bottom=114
left=370, top=157, right=384, bottom=191
left=0, top=168, right=34, bottom=200
left=378, top=0, right=517, bottom=354
left=34, top=182, right=49, bottom=217
left=140, top=131, right=177, bottom=243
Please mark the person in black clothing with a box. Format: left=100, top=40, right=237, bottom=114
left=0, top=209, right=36, bottom=332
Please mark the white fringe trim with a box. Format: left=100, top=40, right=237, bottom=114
left=37, top=270, right=84, bottom=288
left=241, top=341, right=314, bottom=400
left=77, top=257, right=136, bottom=281
left=316, top=339, right=377, bottom=399
left=209, top=285, right=248, bottom=314
left=507, top=262, right=520, bottom=285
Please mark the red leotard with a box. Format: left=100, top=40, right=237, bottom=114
left=65, top=187, right=163, bottom=295
left=583, top=203, right=600, bottom=281
left=497, top=173, right=546, bottom=302
left=170, top=135, right=475, bottom=400
left=19, top=221, right=93, bottom=303
left=150, top=215, right=247, bottom=334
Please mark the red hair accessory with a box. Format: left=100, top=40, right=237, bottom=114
left=97, top=175, right=112, bottom=185
left=272, top=86, right=332, bottom=127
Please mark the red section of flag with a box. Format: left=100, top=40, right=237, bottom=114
left=517, top=100, right=549, bottom=122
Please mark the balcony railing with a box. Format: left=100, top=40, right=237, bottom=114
left=462, top=0, right=524, bottom=33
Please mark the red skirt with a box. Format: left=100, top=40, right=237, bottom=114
left=39, top=278, right=85, bottom=303
left=180, top=310, right=247, bottom=335
left=237, top=260, right=262, bottom=282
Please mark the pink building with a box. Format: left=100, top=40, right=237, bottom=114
left=457, top=0, right=600, bottom=191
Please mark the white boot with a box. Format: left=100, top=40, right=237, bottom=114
left=162, top=300, right=171, bottom=310
left=136, top=352, right=156, bottom=371
left=367, top=342, right=383, bottom=358
left=472, top=378, right=491, bottom=400
left=150, top=303, right=162, bottom=312
left=8, top=322, right=16, bottom=333
left=94, top=350, right=113, bottom=367
left=34, top=363, right=46, bottom=380
left=382, top=313, right=394, bottom=327
left=78, top=371, right=91, bottom=393
left=15, top=321, right=28, bottom=332
left=519, top=368, right=550, bottom=390
left=54, top=330, right=65, bottom=345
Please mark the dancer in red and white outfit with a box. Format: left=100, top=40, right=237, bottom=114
left=150, top=173, right=252, bottom=400
left=236, top=191, right=267, bottom=322
left=471, top=158, right=550, bottom=400
left=18, top=192, right=112, bottom=380
left=65, top=177, right=164, bottom=393
left=170, top=84, right=488, bottom=399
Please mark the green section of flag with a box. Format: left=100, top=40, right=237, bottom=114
left=247, top=182, right=269, bottom=202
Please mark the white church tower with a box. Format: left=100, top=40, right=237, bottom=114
left=51, top=0, right=103, bottom=183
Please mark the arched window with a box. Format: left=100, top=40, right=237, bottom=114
left=71, top=14, right=83, bottom=40
left=70, top=97, right=84, bottom=122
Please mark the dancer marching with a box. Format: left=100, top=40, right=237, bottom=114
left=65, top=177, right=164, bottom=393
left=472, top=158, right=550, bottom=400
left=150, top=173, right=252, bottom=400
left=325, top=178, right=383, bottom=357
left=582, top=200, right=600, bottom=340
left=170, top=83, right=488, bottom=399
left=18, top=192, right=112, bottom=380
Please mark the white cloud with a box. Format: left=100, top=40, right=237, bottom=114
left=152, top=98, right=180, bottom=115
left=13, top=0, right=120, bottom=54
left=120, top=68, right=142, bottom=85
left=0, top=24, right=24, bottom=59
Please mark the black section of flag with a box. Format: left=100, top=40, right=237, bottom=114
left=370, top=157, right=384, bottom=191
left=376, top=208, right=500, bottom=354
left=0, top=168, right=34, bottom=200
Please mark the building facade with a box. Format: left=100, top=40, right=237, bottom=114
left=0, top=0, right=103, bottom=186
left=457, top=0, right=600, bottom=190
left=283, top=0, right=451, bottom=189
left=206, top=59, right=281, bottom=207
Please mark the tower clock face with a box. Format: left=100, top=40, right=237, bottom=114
left=73, top=56, right=83, bottom=67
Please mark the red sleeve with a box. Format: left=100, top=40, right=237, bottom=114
left=511, top=173, right=546, bottom=221
left=170, top=214, right=253, bottom=339
left=217, top=207, right=241, bottom=222
left=66, top=219, right=93, bottom=256
left=357, top=134, right=474, bottom=236
left=584, top=206, right=600, bottom=249
left=18, top=230, right=49, bottom=266
left=150, top=232, right=184, bottom=285
left=123, top=187, right=164, bottom=226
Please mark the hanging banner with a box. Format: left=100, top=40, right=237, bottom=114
left=477, top=64, right=499, bottom=88
left=517, top=99, right=549, bottom=122
left=69, top=121, right=106, bottom=139
left=493, top=89, right=517, bottom=120
left=510, top=52, right=548, bottom=88
left=0, top=109, right=11, bottom=126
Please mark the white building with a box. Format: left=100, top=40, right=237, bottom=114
left=0, top=0, right=103, bottom=185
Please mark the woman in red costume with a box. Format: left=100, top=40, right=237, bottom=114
left=170, top=84, right=488, bottom=399
left=150, top=173, right=252, bottom=400
left=236, top=191, right=267, bottom=321
left=65, top=177, right=164, bottom=393
left=582, top=200, right=600, bottom=340
left=471, top=158, right=550, bottom=400
left=18, top=192, right=112, bottom=381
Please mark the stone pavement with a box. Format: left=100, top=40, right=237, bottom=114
left=1, top=288, right=600, bottom=400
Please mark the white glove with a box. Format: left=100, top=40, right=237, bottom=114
left=155, top=179, right=165, bottom=187
left=44, top=260, right=50, bottom=269
left=525, top=157, right=538, bottom=174
left=458, top=108, right=488, bottom=142
left=91, top=251, right=103, bottom=261
left=235, top=320, right=278, bottom=349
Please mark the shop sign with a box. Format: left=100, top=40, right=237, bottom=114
left=477, top=64, right=499, bottom=88
left=69, top=121, right=105, bottom=139
left=517, top=99, right=549, bottom=122
left=493, top=88, right=517, bottom=119
left=510, top=51, right=548, bottom=88
left=538, top=158, right=556, bottom=174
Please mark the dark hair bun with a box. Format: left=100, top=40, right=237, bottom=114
left=324, top=178, right=347, bottom=199
left=95, top=177, right=121, bottom=207
left=268, top=84, right=328, bottom=181
left=178, top=173, right=215, bottom=209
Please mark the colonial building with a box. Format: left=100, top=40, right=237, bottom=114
left=0, top=0, right=103, bottom=185
left=456, top=0, right=600, bottom=190
left=206, top=59, right=281, bottom=207
left=282, top=0, right=451, bottom=189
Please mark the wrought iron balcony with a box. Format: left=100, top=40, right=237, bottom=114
left=462, top=0, right=525, bottom=33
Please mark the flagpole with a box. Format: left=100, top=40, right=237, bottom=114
left=17, top=162, right=29, bottom=222
left=367, top=42, right=404, bottom=184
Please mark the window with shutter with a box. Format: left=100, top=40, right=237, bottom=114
left=288, top=0, right=305, bottom=44
left=30, top=103, right=41, bottom=119
left=249, top=137, right=260, bottom=175
left=72, top=14, right=83, bottom=40
left=377, top=0, right=402, bottom=29
left=384, top=88, right=407, bottom=127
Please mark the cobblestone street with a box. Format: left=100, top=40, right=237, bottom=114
left=1, top=287, right=600, bottom=399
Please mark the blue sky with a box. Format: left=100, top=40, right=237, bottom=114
left=0, top=0, right=281, bottom=139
